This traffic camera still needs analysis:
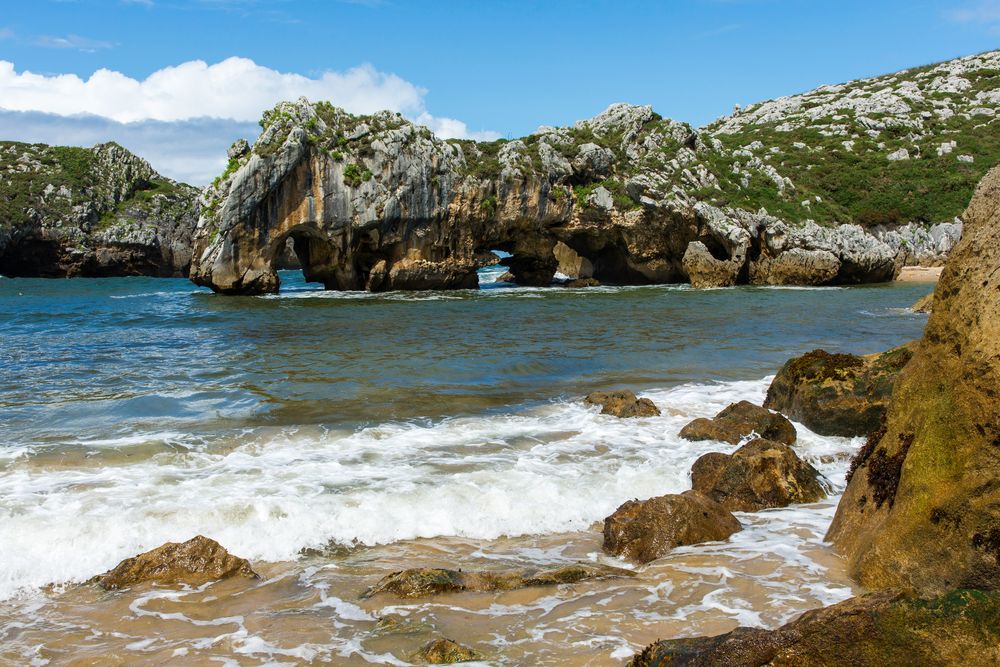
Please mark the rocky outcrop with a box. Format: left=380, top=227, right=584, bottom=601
left=602, top=491, right=742, bottom=563
left=627, top=589, right=1000, bottom=667
left=0, top=141, right=198, bottom=278
left=96, top=535, right=259, bottom=590
left=362, top=563, right=633, bottom=600
left=826, top=165, right=1000, bottom=595
left=691, top=439, right=827, bottom=512
left=415, top=638, right=483, bottom=664
left=585, top=390, right=661, bottom=418
left=764, top=344, right=915, bottom=437
left=680, top=401, right=797, bottom=445
left=912, top=292, right=934, bottom=312
left=188, top=52, right=1000, bottom=294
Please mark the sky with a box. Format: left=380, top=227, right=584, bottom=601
left=0, top=0, right=997, bottom=184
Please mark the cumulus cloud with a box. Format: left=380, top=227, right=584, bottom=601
left=0, top=57, right=498, bottom=185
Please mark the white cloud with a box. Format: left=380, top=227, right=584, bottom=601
left=33, top=34, right=115, bottom=52
left=0, top=57, right=499, bottom=184
left=946, top=1, right=1000, bottom=31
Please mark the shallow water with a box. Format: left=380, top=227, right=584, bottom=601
left=0, top=270, right=933, bottom=665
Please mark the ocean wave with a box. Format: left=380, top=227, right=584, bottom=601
left=0, top=377, right=857, bottom=601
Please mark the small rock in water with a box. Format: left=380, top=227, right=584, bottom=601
left=585, top=390, right=661, bottom=418
left=679, top=400, right=796, bottom=445
left=363, top=563, right=634, bottom=600
left=97, top=535, right=259, bottom=590
left=564, top=277, right=600, bottom=288
left=415, top=638, right=483, bottom=664
left=602, top=490, right=742, bottom=563
left=691, top=438, right=827, bottom=512
left=912, top=292, right=934, bottom=313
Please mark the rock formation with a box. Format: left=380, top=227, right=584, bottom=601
left=627, top=589, right=1000, bottom=667
left=602, top=491, right=742, bottom=563
left=911, top=292, right=934, bottom=312
left=680, top=401, right=797, bottom=445
left=415, top=638, right=483, bottom=664
left=97, top=535, right=259, bottom=589
left=0, top=141, right=198, bottom=278
left=764, top=345, right=915, bottom=437
left=362, top=563, right=633, bottom=600
left=826, top=165, right=1000, bottom=595
left=188, top=51, right=998, bottom=294
left=690, top=439, right=827, bottom=512
left=584, top=390, right=661, bottom=418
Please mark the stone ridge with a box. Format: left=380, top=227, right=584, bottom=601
left=191, top=50, right=997, bottom=294
left=0, top=140, right=199, bottom=277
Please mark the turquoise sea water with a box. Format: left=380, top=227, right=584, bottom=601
left=0, top=272, right=936, bottom=663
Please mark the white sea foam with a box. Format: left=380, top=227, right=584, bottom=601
left=0, top=377, right=857, bottom=601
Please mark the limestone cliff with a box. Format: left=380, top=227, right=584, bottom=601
left=191, top=50, right=998, bottom=294
left=826, top=164, right=1000, bottom=595
left=0, top=141, right=198, bottom=278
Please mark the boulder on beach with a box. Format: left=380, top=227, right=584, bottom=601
left=627, top=589, right=1000, bottom=667
left=602, top=491, right=742, bottom=564
left=826, top=165, right=1000, bottom=595
left=691, top=438, right=827, bottom=512
left=415, top=638, right=483, bottom=664
left=97, top=535, right=259, bottom=590
left=764, top=344, right=915, bottom=437
left=362, top=563, right=634, bottom=600
left=585, top=390, right=661, bottom=418
left=679, top=400, right=796, bottom=445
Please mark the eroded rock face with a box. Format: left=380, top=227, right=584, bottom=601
left=627, top=589, right=1000, bottom=667
left=362, top=563, right=633, bottom=600
left=764, top=345, right=915, bottom=437
left=0, top=141, right=198, bottom=278
left=97, top=536, right=258, bottom=590
left=680, top=401, right=796, bottom=445
left=827, top=165, right=1000, bottom=595
left=415, top=638, right=483, bottom=664
left=691, top=439, right=827, bottom=512
left=585, top=390, right=661, bottom=418
left=602, top=491, right=742, bottom=563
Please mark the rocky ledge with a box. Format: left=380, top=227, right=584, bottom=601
left=0, top=141, right=199, bottom=278
left=189, top=51, right=999, bottom=294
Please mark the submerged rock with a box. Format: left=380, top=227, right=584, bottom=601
left=627, top=589, right=1000, bottom=667
left=680, top=401, right=796, bottom=445
left=827, top=165, right=1000, bottom=595
left=97, top=536, right=259, bottom=590
left=585, top=390, right=661, bottom=418
left=564, top=277, right=601, bottom=288
left=362, top=563, right=633, bottom=600
left=602, top=491, right=742, bottom=563
left=691, top=439, right=827, bottom=512
left=764, top=345, right=915, bottom=437
left=415, top=638, right=483, bottom=664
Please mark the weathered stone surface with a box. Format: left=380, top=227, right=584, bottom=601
left=602, top=491, right=742, bottom=563
left=97, top=536, right=258, bottom=590
left=362, top=563, right=633, bottom=599
left=415, top=638, right=483, bottom=664
left=911, top=292, right=934, bottom=312
left=680, top=401, right=796, bottom=445
left=564, top=277, right=600, bottom=288
left=827, top=165, right=1000, bottom=595
left=764, top=345, right=915, bottom=437
left=691, top=439, right=827, bottom=512
left=749, top=248, right=840, bottom=285
left=0, top=141, right=198, bottom=278
left=627, top=589, right=1000, bottom=667
left=585, top=390, right=661, bottom=418
left=682, top=241, right=742, bottom=288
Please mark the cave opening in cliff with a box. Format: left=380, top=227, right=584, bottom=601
left=271, top=228, right=332, bottom=292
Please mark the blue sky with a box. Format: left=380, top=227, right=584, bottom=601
left=1, top=0, right=997, bottom=183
